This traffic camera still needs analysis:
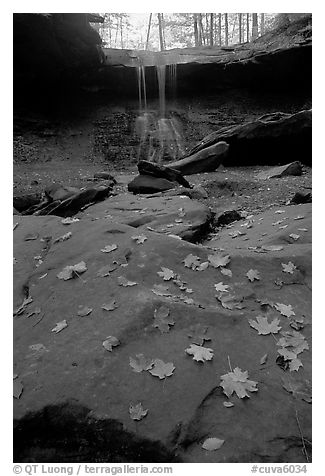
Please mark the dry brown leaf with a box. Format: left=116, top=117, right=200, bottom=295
left=102, top=336, right=120, bottom=351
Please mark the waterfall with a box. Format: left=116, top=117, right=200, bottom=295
left=156, top=65, right=166, bottom=118
left=134, top=56, right=183, bottom=163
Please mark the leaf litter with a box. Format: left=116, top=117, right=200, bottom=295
left=129, top=403, right=148, bottom=421
left=148, top=359, right=175, bottom=379
left=117, top=276, right=137, bottom=287
left=153, top=306, right=174, bottom=333
left=77, top=306, right=93, bottom=317
left=57, top=261, right=87, bottom=280
left=202, top=438, right=225, bottom=451
left=188, top=324, right=212, bottom=345
left=208, top=253, right=231, bottom=268
left=53, top=232, right=72, bottom=244
left=246, top=269, right=260, bottom=282
left=220, top=367, right=258, bottom=399
left=101, top=244, right=118, bottom=253
left=51, top=320, right=68, bottom=333
left=282, top=262, right=297, bottom=274
left=248, top=316, right=281, bottom=335
left=131, top=235, right=147, bottom=244
left=157, top=267, right=175, bottom=281
left=214, top=282, right=230, bottom=293
left=185, top=344, right=214, bottom=362
left=129, top=354, right=154, bottom=373
left=102, top=336, right=120, bottom=351
left=101, top=300, right=118, bottom=311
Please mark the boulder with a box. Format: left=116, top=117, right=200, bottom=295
left=128, top=175, right=178, bottom=194
left=289, top=191, right=312, bottom=204
left=188, top=110, right=312, bottom=166
left=138, top=161, right=191, bottom=188
left=13, top=193, right=43, bottom=213
left=93, top=172, right=117, bottom=183
left=22, top=186, right=113, bottom=218
left=256, top=162, right=303, bottom=179
left=44, top=184, right=80, bottom=201
left=168, top=141, right=229, bottom=175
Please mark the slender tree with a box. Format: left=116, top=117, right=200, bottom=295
left=224, top=13, right=228, bottom=46
left=193, top=13, right=199, bottom=46
left=252, top=13, right=258, bottom=40
left=157, top=13, right=165, bottom=50
left=238, top=13, right=242, bottom=43
left=246, top=13, right=250, bottom=42
left=210, top=13, right=214, bottom=46
left=146, top=13, right=152, bottom=50
left=218, top=13, right=222, bottom=45
left=260, top=13, right=265, bottom=35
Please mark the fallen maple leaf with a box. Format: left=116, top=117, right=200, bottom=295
left=101, top=244, right=118, bottom=253
left=202, top=438, right=225, bottom=451
left=129, top=403, right=148, bottom=421
left=281, top=376, right=312, bottom=403
left=151, top=284, right=171, bottom=296
left=153, top=306, right=174, bottom=333
left=261, top=245, right=284, bottom=251
left=274, top=303, right=295, bottom=318
left=248, top=316, right=281, bottom=335
left=77, top=306, right=93, bottom=317
left=117, top=276, right=137, bottom=287
left=148, top=359, right=175, bottom=379
left=220, top=367, right=258, bottom=398
left=289, top=358, right=303, bottom=372
left=246, top=269, right=260, bottom=282
left=214, top=282, right=230, bottom=293
left=282, top=262, right=297, bottom=274
left=129, top=354, right=154, bottom=373
left=277, top=330, right=309, bottom=354
left=101, top=300, right=118, bottom=311
left=188, top=324, right=212, bottom=345
left=157, top=267, right=175, bottom=280
left=183, top=254, right=201, bottom=269
left=216, top=293, right=244, bottom=310
left=197, top=261, right=209, bottom=271
left=102, top=336, right=120, bottom=351
left=131, top=235, right=147, bottom=244
left=208, top=254, right=231, bottom=268
left=185, top=344, right=214, bottom=362
left=51, top=320, right=68, bottom=333
left=97, top=263, right=118, bottom=277
left=289, top=233, right=300, bottom=241
left=223, top=401, right=234, bottom=408
left=260, top=353, right=268, bottom=365
left=53, top=232, right=72, bottom=244
left=220, top=268, right=232, bottom=277
left=13, top=379, right=23, bottom=399
left=57, top=261, right=87, bottom=280
left=61, top=217, right=79, bottom=225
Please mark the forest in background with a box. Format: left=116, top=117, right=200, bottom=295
left=91, top=13, right=308, bottom=51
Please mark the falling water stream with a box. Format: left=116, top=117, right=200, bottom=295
left=134, top=56, right=184, bottom=163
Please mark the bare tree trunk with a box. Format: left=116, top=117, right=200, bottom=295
left=218, top=13, right=222, bottom=46
left=260, top=13, right=265, bottom=35
left=210, top=13, right=214, bottom=46
left=193, top=13, right=199, bottom=47
left=146, top=13, right=152, bottom=50
left=114, top=18, right=119, bottom=47
left=120, top=16, right=123, bottom=49
left=157, top=13, right=165, bottom=51
left=224, top=13, right=228, bottom=46
left=252, top=13, right=258, bottom=40
left=246, top=13, right=249, bottom=42
left=239, top=13, right=242, bottom=43
left=198, top=13, right=203, bottom=45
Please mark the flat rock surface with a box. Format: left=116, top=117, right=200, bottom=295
left=13, top=200, right=311, bottom=463
left=78, top=193, right=212, bottom=242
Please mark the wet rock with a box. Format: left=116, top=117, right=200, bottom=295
left=216, top=210, right=242, bottom=227
left=94, top=172, right=117, bottom=183
left=128, top=175, right=178, bottom=194
left=45, top=184, right=80, bottom=202
left=13, top=193, right=43, bottom=213
left=256, top=162, right=303, bottom=179
left=138, top=161, right=191, bottom=188
left=188, top=110, right=312, bottom=166
left=79, top=193, right=212, bottom=243
left=168, top=141, right=229, bottom=175
left=289, top=191, right=312, bottom=204
left=13, top=208, right=311, bottom=463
